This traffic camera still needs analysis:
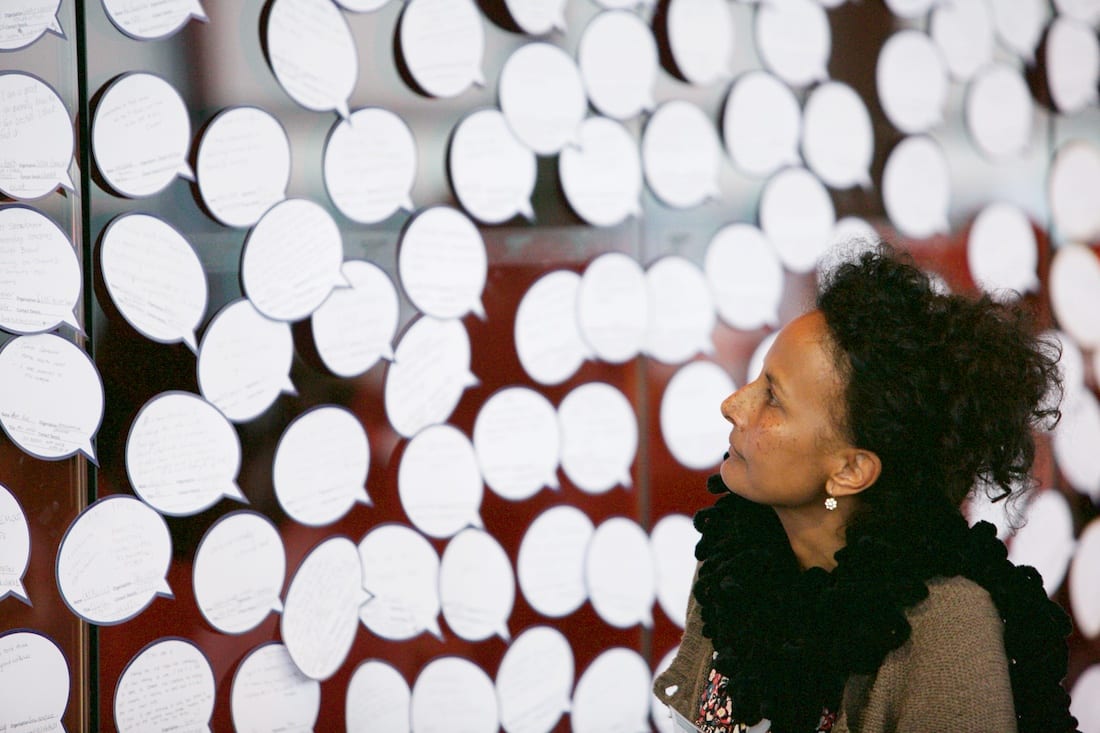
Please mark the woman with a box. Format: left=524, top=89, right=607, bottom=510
left=654, top=246, right=1078, bottom=733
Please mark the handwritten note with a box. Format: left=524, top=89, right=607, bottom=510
left=0, top=73, right=74, bottom=200
left=0, top=205, right=81, bottom=334
left=114, top=639, right=215, bottom=732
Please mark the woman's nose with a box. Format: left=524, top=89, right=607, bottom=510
left=720, top=390, right=741, bottom=427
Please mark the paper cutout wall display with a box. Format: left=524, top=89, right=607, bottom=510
left=0, top=73, right=74, bottom=200
left=0, top=484, right=30, bottom=603
left=311, top=260, right=398, bottom=378
left=399, top=206, right=487, bottom=319
left=965, top=64, right=1033, bottom=160
left=1050, top=141, right=1100, bottom=244
left=642, top=100, right=721, bottom=208
left=759, top=166, right=836, bottom=274
left=1071, top=665, right=1100, bottom=732
left=411, top=657, right=499, bottom=733
left=358, top=523, right=442, bottom=640
left=651, top=646, right=680, bottom=733
left=883, top=0, right=935, bottom=17
left=499, top=42, right=587, bottom=156
left=439, top=527, right=515, bottom=641
left=722, top=71, right=802, bottom=178
left=265, top=0, right=357, bottom=117
left=577, top=10, right=657, bottom=120
left=346, top=660, right=411, bottom=732
left=1058, top=0, right=1100, bottom=25
left=196, top=106, right=291, bottom=228
left=1008, top=490, right=1077, bottom=596
left=585, top=517, right=656, bottom=628
left=754, top=0, right=831, bottom=87
left=0, top=630, right=69, bottom=731
left=230, top=643, right=320, bottom=732
left=1046, top=17, right=1100, bottom=114
left=660, top=361, right=734, bottom=471
left=0, top=333, right=103, bottom=460
left=56, top=495, right=171, bottom=624
left=102, top=0, right=207, bottom=40
left=91, top=73, right=192, bottom=198
left=501, top=0, right=567, bottom=34
left=876, top=31, right=948, bottom=134
left=0, top=0, right=63, bottom=50
left=988, top=0, right=1048, bottom=61
left=496, top=626, right=574, bottom=733
left=282, top=536, right=369, bottom=681
left=324, top=107, right=417, bottom=224
left=0, top=205, right=80, bottom=335
left=882, top=136, right=951, bottom=239
left=576, top=251, right=648, bottom=363
left=966, top=203, right=1039, bottom=298
left=384, top=317, right=477, bottom=437
left=241, top=198, right=346, bottom=323
left=662, top=0, right=733, bottom=85
left=558, top=382, right=637, bottom=493
left=560, top=116, right=643, bottom=227
left=100, top=213, right=207, bottom=350
left=335, top=0, right=392, bottom=10
left=746, top=331, right=779, bottom=384
left=1049, top=244, right=1100, bottom=350
left=273, top=405, right=371, bottom=527
left=1045, top=330, right=1087, bottom=404
left=196, top=299, right=294, bottom=423
left=801, top=81, right=873, bottom=189
left=1054, top=390, right=1100, bottom=500
left=114, top=638, right=215, bottom=733
left=594, top=0, right=644, bottom=8
left=398, top=423, right=484, bottom=538
left=517, top=505, right=594, bottom=617
left=448, top=108, right=536, bottom=224
left=398, top=0, right=486, bottom=98
left=650, top=514, right=700, bottom=629
left=643, top=256, right=716, bottom=364
left=1071, top=519, right=1100, bottom=638
left=571, top=648, right=651, bottom=733
left=473, top=387, right=560, bottom=501
left=514, top=270, right=591, bottom=385
left=930, top=0, right=994, bottom=81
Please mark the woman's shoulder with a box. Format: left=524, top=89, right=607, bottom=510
left=903, top=575, right=1006, bottom=655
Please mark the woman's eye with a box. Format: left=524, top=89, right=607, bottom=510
left=765, top=387, right=780, bottom=406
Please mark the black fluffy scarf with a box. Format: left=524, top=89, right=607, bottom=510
left=692, top=475, right=1078, bottom=733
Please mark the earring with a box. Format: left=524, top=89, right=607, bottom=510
left=824, top=496, right=838, bottom=511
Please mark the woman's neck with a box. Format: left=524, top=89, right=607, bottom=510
left=772, top=501, right=855, bottom=571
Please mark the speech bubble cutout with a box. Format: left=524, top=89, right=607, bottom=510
left=282, top=536, right=369, bottom=681
left=1054, top=390, right=1100, bottom=500
left=1047, top=17, right=1100, bottom=114
left=346, top=660, right=411, bottom=732
left=585, top=516, right=656, bottom=628
left=1054, top=0, right=1100, bottom=24
left=884, top=0, right=936, bottom=17
left=514, top=270, right=589, bottom=386
left=503, top=0, right=566, bottom=34
left=496, top=626, right=573, bottom=733
left=0, top=73, right=74, bottom=200
left=439, top=527, right=515, bottom=641
left=197, top=299, right=295, bottom=423
left=642, top=100, right=721, bottom=209
left=577, top=10, right=657, bottom=120
left=115, top=638, right=215, bottom=733
left=989, top=0, right=1049, bottom=62
left=802, top=81, right=873, bottom=189
left=91, top=73, right=191, bottom=197
left=660, top=361, right=734, bottom=471
left=473, top=387, right=560, bottom=501
left=1049, top=141, right=1100, bottom=245
left=577, top=252, right=649, bottom=364
left=650, top=514, right=700, bottom=629
left=759, top=167, right=836, bottom=274
left=311, top=259, right=398, bottom=378
left=965, top=64, right=1033, bottom=161
left=398, top=206, right=487, bottom=320
left=230, top=643, right=320, bottom=732
left=0, top=484, right=30, bottom=603
left=755, top=0, right=831, bottom=87
left=722, top=70, right=802, bottom=178
left=358, top=523, right=441, bottom=641
left=650, top=645, right=679, bottom=733
left=273, top=405, right=370, bottom=527
left=747, top=331, right=779, bottom=384
left=56, top=495, right=171, bottom=624
left=499, top=42, right=587, bottom=157
left=265, top=0, right=357, bottom=117
left=930, top=0, right=994, bottom=81
left=882, top=136, right=951, bottom=240
left=705, top=223, right=784, bottom=331
left=411, top=657, right=499, bottom=733
left=1007, top=489, right=1077, bottom=596
left=517, top=505, right=593, bottom=618
left=324, top=107, right=417, bottom=225
left=643, top=256, right=715, bottom=364
left=196, top=106, right=290, bottom=228
left=103, top=0, right=207, bottom=40
left=823, top=217, right=879, bottom=274
left=0, top=630, right=68, bottom=730
left=193, top=510, right=286, bottom=634
left=1070, top=519, right=1100, bottom=639
left=571, top=648, right=651, bottom=733
left=876, top=31, right=948, bottom=134
left=0, top=0, right=63, bottom=50
left=100, top=213, right=207, bottom=351
left=336, top=0, right=392, bottom=9
left=966, top=203, right=1039, bottom=298
left=399, top=0, right=485, bottom=98
left=1043, top=329, right=1087, bottom=406
left=560, top=116, right=643, bottom=228
left=0, top=205, right=81, bottom=334
left=665, top=0, right=733, bottom=85
left=1071, top=665, right=1100, bottom=732
left=448, top=108, right=536, bottom=224
left=0, top=333, right=102, bottom=461
left=559, top=382, right=637, bottom=493
left=398, top=423, right=484, bottom=538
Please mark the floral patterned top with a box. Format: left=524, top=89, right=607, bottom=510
left=697, top=657, right=836, bottom=733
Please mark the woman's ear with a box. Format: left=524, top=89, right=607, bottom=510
left=827, top=448, right=881, bottom=498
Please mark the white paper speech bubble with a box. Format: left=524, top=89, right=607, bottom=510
left=439, top=527, right=515, bottom=641
left=411, top=657, right=499, bottom=733
left=1071, top=664, right=1100, bottom=732
left=310, top=259, right=397, bottom=379
left=705, top=223, right=784, bottom=331
left=577, top=252, right=649, bottom=364
left=358, top=523, right=442, bottom=641
left=196, top=106, right=291, bottom=229
left=499, top=42, right=587, bottom=156
left=876, top=31, right=948, bottom=134
left=823, top=217, right=879, bottom=271
left=966, top=202, right=1039, bottom=298
left=665, top=0, right=733, bottom=85
left=398, top=423, right=483, bottom=538
left=965, top=64, right=1032, bottom=161
left=0, top=205, right=81, bottom=334
left=1046, top=17, right=1100, bottom=115
left=642, top=100, right=721, bottom=209
left=755, top=0, right=831, bottom=87
left=650, top=645, right=679, bottom=733
left=193, top=510, right=286, bottom=634
left=503, top=0, right=566, bottom=34
left=103, top=0, right=207, bottom=40
left=884, top=0, right=936, bottom=17
left=514, top=270, right=590, bottom=386
left=115, top=638, right=215, bottom=733
left=559, top=382, right=637, bottom=493
left=282, top=536, right=369, bottom=681
left=660, top=361, right=734, bottom=471
left=882, top=136, right=951, bottom=240
left=0, top=484, right=30, bottom=603
left=722, top=70, right=802, bottom=178
left=0, top=0, right=63, bottom=50
left=399, top=0, right=485, bottom=98
left=266, top=0, right=357, bottom=117
left=56, top=495, right=171, bottom=624
left=930, top=0, right=994, bottom=81
left=802, top=81, right=873, bottom=189
left=1008, top=490, right=1077, bottom=596
left=0, top=630, right=68, bottom=730
left=1054, top=0, right=1100, bottom=24
left=346, top=660, right=411, bottom=732
left=101, top=213, right=207, bottom=351
left=496, top=626, right=574, bottom=733
left=1053, top=390, right=1100, bottom=500
left=0, top=333, right=103, bottom=461
left=196, top=299, right=295, bottom=423
left=92, top=73, right=192, bottom=197
left=517, top=505, right=594, bottom=618
left=571, top=648, right=651, bottom=733
left=1049, top=141, right=1100, bottom=245
left=230, top=643, right=320, bottom=732
left=643, top=256, right=716, bottom=364
left=747, top=331, right=779, bottom=384
left=1070, top=519, right=1100, bottom=639
left=336, top=0, right=392, bottom=9
left=560, top=116, right=643, bottom=228
left=989, top=0, right=1049, bottom=62
left=473, top=387, right=560, bottom=502
left=0, top=72, right=74, bottom=200
left=650, top=514, right=700, bottom=629
left=1043, top=329, right=1087, bottom=406
left=324, top=107, right=417, bottom=224
left=759, top=167, right=836, bottom=274
left=399, top=206, right=487, bottom=320
left=585, top=516, right=656, bottom=628
left=449, top=108, right=536, bottom=224
left=577, top=10, right=657, bottom=120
